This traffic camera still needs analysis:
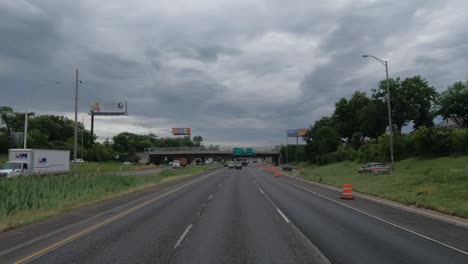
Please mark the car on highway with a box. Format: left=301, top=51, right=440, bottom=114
left=241, top=161, right=248, bottom=166
left=282, top=165, right=293, bottom=171
left=358, top=163, right=389, bottom=174
left=235, top=163, right=242, bottom=170
left=172, top=160, right=181, bottom=169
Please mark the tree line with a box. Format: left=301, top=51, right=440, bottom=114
left=283, top=76, right=468, bottom=165
left=0, top=107, right=206, bottom=162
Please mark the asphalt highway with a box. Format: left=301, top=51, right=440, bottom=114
left=2, top=167, right=468, bottom=264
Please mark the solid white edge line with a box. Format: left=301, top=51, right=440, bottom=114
left=286, top=181, right=468, bottom=257
left=253, top=180, right=256, bottom=184
left=173, top=224, right=193, bottom=249
left=208, top=194, right=213, bottom=200
left=276, top=208, right=290, bottom=223
left=259, top=188, right=265, bottom=194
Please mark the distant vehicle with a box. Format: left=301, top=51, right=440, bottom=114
left=0, top=149, right=70, bottom=178
left=122, top=161, right=133, bottom=166
left=241, top=161, right=248, bottom=166
left=227, top=163, right=235, bottom=169
left=235, top=163, right=242, bottom=170
left=71, top=158, right=85, bottom=163
left=282, top=165, right=292, bottom=171
left=358, top=163, right=389, bottom=174
left=172, top=160, right=181, bottom=169
left=174, top=158, right=188, bottom=167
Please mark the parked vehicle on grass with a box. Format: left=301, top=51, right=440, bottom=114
left=282, top=165, right=293, bottom=171
left=122, top=161, right=133, bottom=166
left=172, top=160, right=181, bottom=169
left=358, top=163, right=390, bottom=174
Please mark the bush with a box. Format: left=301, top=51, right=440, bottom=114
left=410, top=127, right=452, bottom=157
left=451, top=129, right=468, bottom=154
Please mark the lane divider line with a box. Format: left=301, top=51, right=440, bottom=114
left=173, top=224, right=193, bottom=249
left=13, top=170, right=221, bottom=264
left=276, top=209, right=290, bottom=223
left=259, top=188, right=265, bottom=194
left=251, top=175, right=331, bottom=264
left=253, top=180, right=256, bottom=184
left=208, top=194, right=213, bottom=200
left=285, top=181, right=468, bottom=257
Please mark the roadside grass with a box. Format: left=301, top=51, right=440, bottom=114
left=75, top=161, right=137, bottom=174
left=159, top=164, right=220, bottom=178
left=298, top=156, right=468, bottom=218
left=0, top=164, right=220, bottom=231
left=0, top=154, right=7, bottom=164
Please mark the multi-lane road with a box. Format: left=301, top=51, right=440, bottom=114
left=1, top=167, right=468, bottom=263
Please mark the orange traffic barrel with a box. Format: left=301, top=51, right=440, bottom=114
left=341, top=184, right=353, bottom=199
left=274, top=169, right=280, bottom=177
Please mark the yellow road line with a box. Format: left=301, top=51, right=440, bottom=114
left=14, top=171, right=217, bottom=264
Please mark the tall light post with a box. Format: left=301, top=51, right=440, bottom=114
left=362, top=55, right=394, bottom=171
left=73, top=69, right=80, bottom=175
left=24, top=81, right=62, bottom=149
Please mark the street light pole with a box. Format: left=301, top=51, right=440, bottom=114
left=74, top=69, right=79, bottom=175
left=23, top=106, right=28, bottom=149
left=362, top=55, right=394, bottom=171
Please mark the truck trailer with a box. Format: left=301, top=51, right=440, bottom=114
left=0, top=149, right=70, bottom=178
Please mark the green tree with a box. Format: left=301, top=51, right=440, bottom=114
left=333, top=92, right=371, bottom=140
left=0, top=106, right=15, bottom=137
left=357, top=100, right=387, bottom=139
left=193, top=135, right=203, bottom=147
left=437, top=81, right=468, bottom=128
left=401, top=76, right=437, bottom=128
left=372, top=76, right=436, bottom=133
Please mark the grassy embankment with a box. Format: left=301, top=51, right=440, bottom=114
left=0, top=164, right=221, bottom=231
left=296, top=156, right=468, bottom=218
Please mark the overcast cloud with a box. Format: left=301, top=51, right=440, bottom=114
left=1, top=0, right=467, bottom=146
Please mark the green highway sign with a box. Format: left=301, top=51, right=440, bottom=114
left=245, top=148, right=253, bottom=156
left=232, top=148, right=254, bottom=156
left=233, top=148, right=244, bottom=156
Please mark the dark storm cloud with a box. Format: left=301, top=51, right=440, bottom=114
left=1, top=0, right=467, bottom=144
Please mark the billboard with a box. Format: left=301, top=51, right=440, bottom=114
left=287, top=128, right=309, bottom=137
left=90, top=101, right=127, bottom=115
left=172, top=128, right=191, bottom=135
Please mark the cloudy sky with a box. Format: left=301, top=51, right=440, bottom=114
left=1, top=0, right=467, bottom=146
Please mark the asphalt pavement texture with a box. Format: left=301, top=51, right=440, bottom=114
left=1, top=166, right=468, bottom=264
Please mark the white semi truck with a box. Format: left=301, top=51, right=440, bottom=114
left=0, top=149, right=70, bottom=178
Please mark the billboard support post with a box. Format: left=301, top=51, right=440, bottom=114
left=90, top=114, right=94, bottom=145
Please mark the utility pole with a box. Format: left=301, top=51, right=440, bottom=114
left=385, top=62, right=395, bottom=171
left=74, top=69, right=79, bottom=175
left=23, top=106, right=28, bottom=149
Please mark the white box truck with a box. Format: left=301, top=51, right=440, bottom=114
left=0, top=149, right=70, bottom=178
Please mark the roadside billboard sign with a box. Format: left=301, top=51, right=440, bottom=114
left=172, top=128, right=191, bottom=135
left=287, top=129, right=298, bottom=137
left=287, top=128, right=309, bottom=137
left=90, top=101, right=127, bottom=115
left=297, top=128, right=309, bottom=137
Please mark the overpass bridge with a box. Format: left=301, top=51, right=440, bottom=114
left=138, top=147, right=280, bottom=165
